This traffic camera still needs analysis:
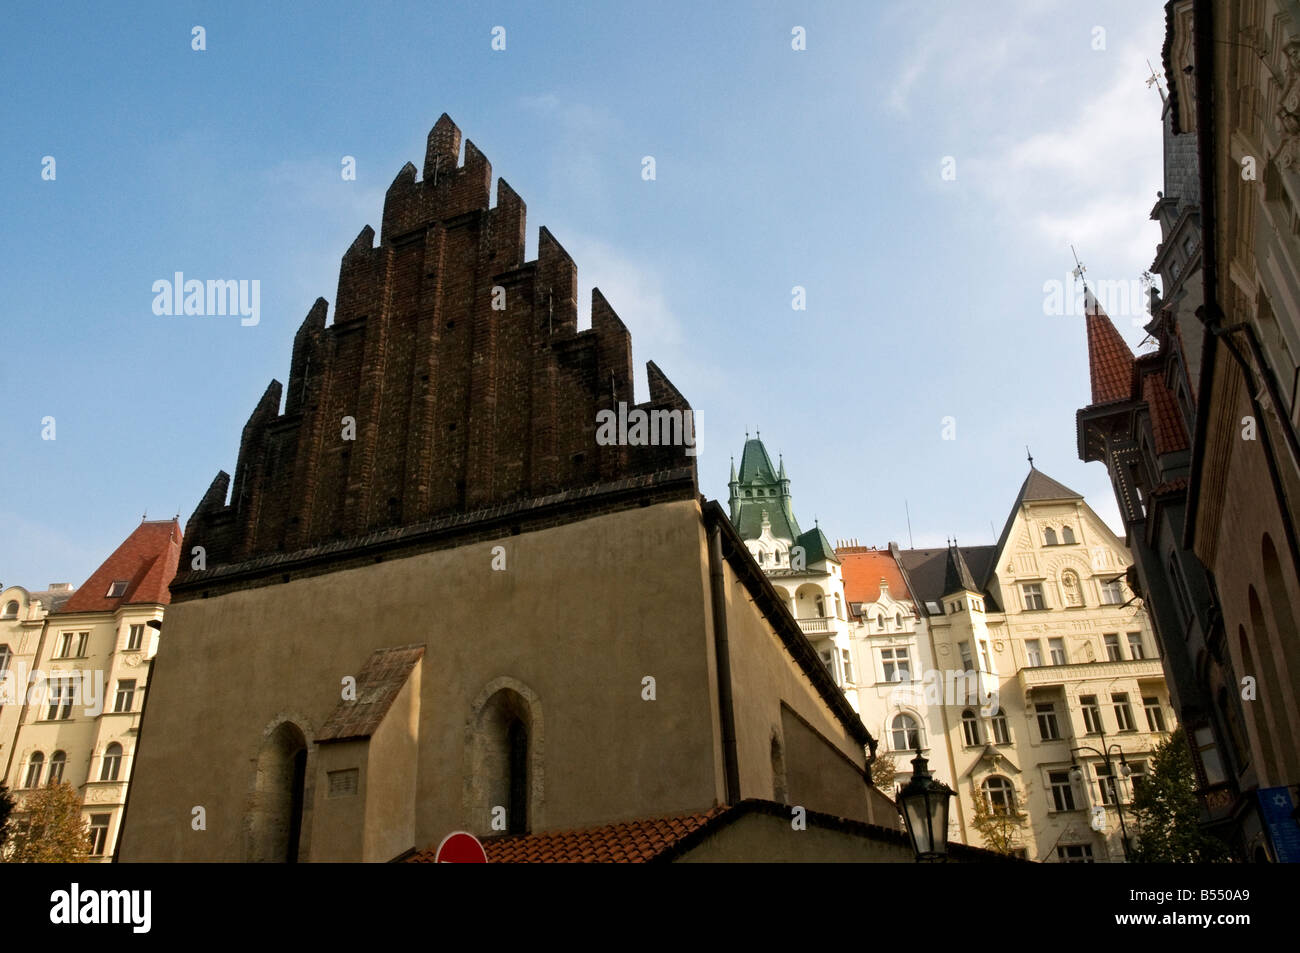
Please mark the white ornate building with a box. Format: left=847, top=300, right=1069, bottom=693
left=1, top=519, right=180, bottom=861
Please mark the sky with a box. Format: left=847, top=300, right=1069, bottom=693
left=0, top=1, right=1168, bottom=590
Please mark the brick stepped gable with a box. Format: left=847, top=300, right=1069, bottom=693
left=182, top=113, right=694, bottom=578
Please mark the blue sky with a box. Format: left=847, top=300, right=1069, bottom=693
left=0, top=1, right=1166, bottom=589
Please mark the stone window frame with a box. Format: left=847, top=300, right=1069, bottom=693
left=463, top=676, right=545, bottom=836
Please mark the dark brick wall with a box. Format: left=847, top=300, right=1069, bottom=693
left=182, top=114, right=695, bottom=582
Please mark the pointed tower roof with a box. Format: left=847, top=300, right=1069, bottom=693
left=737, top=436, right=778, bottom=484
left=942, top=540, right=979, bottom=596
left=1085, top=291, right=1136, bottom=406
left=990, top=466, right=1085, bottom=572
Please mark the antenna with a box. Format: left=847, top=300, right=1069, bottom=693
left=905, top=499, right=914, bottom=550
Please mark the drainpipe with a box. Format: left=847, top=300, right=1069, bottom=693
left=707, top=524, right=741, bottom=805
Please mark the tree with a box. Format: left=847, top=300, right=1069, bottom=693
left=969, top=781, right=1029, bottom=856
left=0, top=783, right=14, bottom=851
left=871, top=751, right=898, bottom=791
left=1130, top=728, right=1229, bottom=863
left=1, top=782, right=89, bottom=863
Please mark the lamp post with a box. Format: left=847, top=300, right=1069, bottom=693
left=1070, top=728, right=1133, bottom=862
left=897, top=747, right=956, bottom=862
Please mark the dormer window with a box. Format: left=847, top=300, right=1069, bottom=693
left=107, top=580, right=128, bottom=598
left=2, top=600, right=18, bottom=619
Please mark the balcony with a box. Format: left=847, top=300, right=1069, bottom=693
left=1018, top=656, right=1166, bottom=691
left=797, top=617, right=833, bottom=635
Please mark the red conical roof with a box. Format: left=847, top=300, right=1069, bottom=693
left=1085, top=291, right=1135, bottom=406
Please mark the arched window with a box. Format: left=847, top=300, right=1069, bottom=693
left=24, top=752, right=44, bottom=789
left=982, top=775, right=1016, bottom=815
left=48, top=750, right=66, bottom=785
left=961, top=709, right=981, bottom=747
left=990, top=708, right=1011, bottom=744
left=100, top=742, right=123, bottom=782
left=246, top=722, right=308, bottom=862
left=895, top=611, right=903, bottom=628
left=1062, top=526, right=1076, bottom=544
left=1044, top=527, right=1058, bottom=546
left=2, top=600, right=18, bottom=619
left=466, top=680, right=543, bottom=838
left=891, top=714, right=922, bottom=751
left=877, top=613, right=886, bottom=630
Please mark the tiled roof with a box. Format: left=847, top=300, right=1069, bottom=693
left=406, top=808, right=725, bottom=863
left=737, top=437, right=778, bottom=484
left=1142, top=372, right=1189, bottom=455
left=1085, top=292, right=1136, bottom=406
left=897, top=545, right=1000, bottom=612
left=1020, top=467, right=1084, bottom=502
left=318, top=644, right=425, bottom=742
left=58, top=520, right=182, bottom=613
left=795, top=526, right=838, bottom=566
left=840, top=549, right=911, bottom=605
left=28, top=588, right=76, bottom=613
left=735, top=499, right=802, bottom=543
left=943, top=542, right=980, bottom=596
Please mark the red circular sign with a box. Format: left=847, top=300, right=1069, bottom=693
left=434, top=831, right=488, bottom=863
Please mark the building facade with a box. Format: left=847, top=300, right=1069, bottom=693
left=886, top=469, right=1176, bottom=862
left=1, top=520, right=179, bottom=861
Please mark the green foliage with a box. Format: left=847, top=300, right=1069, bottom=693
left=1, top=782, right=89, bottom=863
left=871, top=751, right=898, bottom=791
left=969, top=782, right=1028, bottom=856
left=1130, top=728, right=1229, bottom=863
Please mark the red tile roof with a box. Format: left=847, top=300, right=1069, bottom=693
left=1142, top=372, right=1189, bottom=455
left=58, top=520, right=183, bottom=613
left=1085, top=292, right=1136, bottom=406
left=840, top=549, right=911, bottom=606
left=406, top=809, right=724, bottom=863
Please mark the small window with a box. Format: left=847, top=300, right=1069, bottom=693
left=1049, top=770, right=1076, bottom=811
left=1143, top=697, right=1167, bottom=732
left=75, top=632, right=89, bottom=657
left=1095, top=762, right=1116, bottom=804
left=1036, top=703, right=1060, bottom=740
left=57, top=632, right=73, bottom=658
left=0, top=644, right=11, bottom=675
left=876, top=613, right=886, bottom=630
left=127, top=624, right=145, bottom=651
left=100, top=743, right=123, bottom=782
left=48, top=750, right=66, bottom=785
left=1025, top=639, right=1043, bottom=667
left=1100, top=578, right=1124, bottom=605
left=1022, top=583, right=1045, bottom=610
left=1104, top=633, right=1123, bottom=661
left=1081, top=695, right=1102, bottom=734
left=46, top=676, right=74, bottom=720
left=1044, top=527, right=1058, bottom=546
left=881, top=646, right=911, bottom=682
left=106, top=580, right=129, bottom=598
left=87, top=814, right=111, bottom=856
left=1057, top=844, right=1095, bottom=863
left=1127, top=632, right=1145, bottom=660
left=990, top=708, right=1011, bottom=745
left=958, top=641, right=973, bottom=671
left=1048, top=637, right=1066, bottom=666
left=1113, top=693, right=1135, bottom=732
left=1061, top=526, right=1076, bottom=544
left=114, top=679, right=137, bottom=713
left=895, top=611, right=903, bottom=628
left=840, top=648, right=853, bottom=684
left=961, top=709, right=981, bottom=747
left=2, top=600, right=18, bottom=619
left=25, top=752, right=45, bottom=789
left=891, top=714, right=922, bottom=751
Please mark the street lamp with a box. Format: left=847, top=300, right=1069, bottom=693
left=898, top=747, right=956, bottom=861
left=1070, top=729, right=1133, bottom=861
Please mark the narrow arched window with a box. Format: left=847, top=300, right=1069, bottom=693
left=48, top=750, right=66, bottom=785
left=25, top=752, right=45, bottom=788
left=100, top=742, right=123, bottom=781
left=1044, top=527, right=1058, bottom=546
left=507, top=717, right=529, bottom=835
left=961, top=709, right=981, bottom=747
left=1062, top=526, right=1076, bottom=544
left=246, top=721, right=308, bottom=862
left=891, top=714, right=922, bottom=751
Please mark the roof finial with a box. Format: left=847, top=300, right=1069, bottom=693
left=1027, top=445, right=1035, bottom=468
left=1145, top=58, right=1167, bottom=104
left=1070, top=244, right=1089, bottom=295
left=745, top=429, right=749, bottom=440
left=142, top=509, right=148, bottom=521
